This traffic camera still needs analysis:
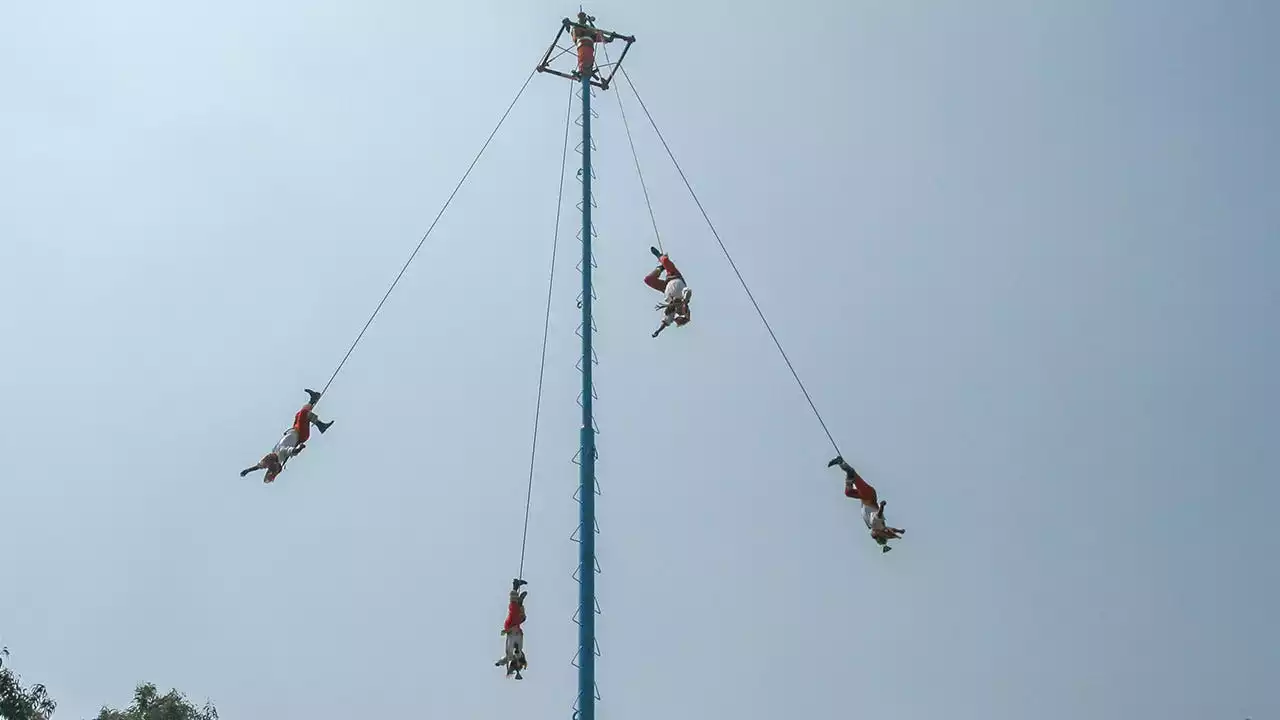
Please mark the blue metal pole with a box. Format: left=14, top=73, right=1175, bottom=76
left=576, top=72, right=597, bottom=720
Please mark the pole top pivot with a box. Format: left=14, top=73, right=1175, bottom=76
left=535, top=15, right=635, bottom=90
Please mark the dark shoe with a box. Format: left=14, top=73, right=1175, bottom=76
left=305, top=388, right=322, bottom=405
left=827, top=456, right=843, bottom=468
left=650, top=246, right=662, bottom=259
left=316, top=420, right=333, bottom=434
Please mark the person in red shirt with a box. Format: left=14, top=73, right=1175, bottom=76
left=828, top=456, right=905, bottom=552
left=644, top=246, right=692, bottom=337
left=292, top=388, right=333, bottom=445
left=569, top=11, right=614, bottom=81
left=239, top=389, right=334, bottom=483
left=495, top=578, right=529, bottom=679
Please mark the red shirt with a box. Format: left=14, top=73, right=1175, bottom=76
left=293, top=404, right=312, bottom=442
left=659, top=255, right=682, bottom=280
left=504, top=600, right=525, bottom=632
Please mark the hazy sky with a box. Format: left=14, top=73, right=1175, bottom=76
left=2, top=1, right=1277, bottom=718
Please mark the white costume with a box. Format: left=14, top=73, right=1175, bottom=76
left=272, top=428, right=302, bottom=466
left=497, top=627, right=526, bottom=679
left=496, top=588, right=528, bottom=678
left=659, top=280, right=691, bottom=327
left=862, top=503, right=884, bottom=531
left=865, top=502, right=885, bottom=530
left=664, top=276, right=688, bottom=305
left=503, top=628, right=524, bottom=661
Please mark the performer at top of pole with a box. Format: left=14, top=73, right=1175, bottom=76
left=570, top=11, right=614, bottom=83
left=535, top=10, right=634, bottom=90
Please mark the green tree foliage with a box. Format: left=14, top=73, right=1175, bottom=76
left=95, top=683, right=217, bottom=720
left=0, top=646, right=57, bottom=720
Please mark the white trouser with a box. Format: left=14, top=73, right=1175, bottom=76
left=504, top=629, right=524, bottom=660
left=862, top=504, right=878, bottom=529
left=273, top=428, right=300, bottom=465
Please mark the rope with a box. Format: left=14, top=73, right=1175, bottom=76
left=518, top=81, right=575, bottom=580
left=602, top=46, right=663, bottom=254
left=316, top=69, right=537, bottom=402
left=619, top=66, right=842, bottom=458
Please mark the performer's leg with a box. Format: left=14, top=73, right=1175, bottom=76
left=644, top=266, right=668, bottom=292
left=653, top=309, right=675, bottom=338
left=851, top=474, right=878, bottom=507
left=511, top=631, right=526, bottom=679
left=311, top=414, right=333, bottom=433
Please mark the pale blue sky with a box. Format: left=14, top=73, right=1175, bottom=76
left=2, top=1, right=1277, bottom=718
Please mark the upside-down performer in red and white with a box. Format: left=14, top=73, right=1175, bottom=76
left=644, top=246, right=692, bottom=337
left=828, top=456, right=906, bottom=552
left=239, top=389, right=334, bottom=483
left=495, top=578, right=529, bottom=679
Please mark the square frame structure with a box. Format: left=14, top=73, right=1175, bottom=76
left=536, top=18, right=636, bottom=90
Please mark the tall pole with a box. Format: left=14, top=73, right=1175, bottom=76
left=536, top=16, right=633, bottom=717
left=576, top=70, right=597, bottom=720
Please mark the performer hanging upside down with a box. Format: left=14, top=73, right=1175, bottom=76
left=239, top=389, right=334, bottom=483
left=828, top=456, right=906, bottom=552
left=644, top=246, right=692, bottom=338
left=495, top=578, right=529, bottom=679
